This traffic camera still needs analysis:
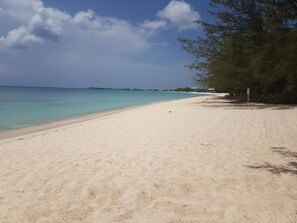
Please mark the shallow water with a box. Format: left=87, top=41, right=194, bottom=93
left=0, top=86, right=206, bottom=132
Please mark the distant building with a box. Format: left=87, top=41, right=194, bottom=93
left=207, top=88, right=215, bottom=92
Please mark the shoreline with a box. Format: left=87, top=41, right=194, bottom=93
left=0, top=87, right=213, bottom=140
left=0, top=105, right=140, bottom=141
left=0, top=94, right=217, bottom=141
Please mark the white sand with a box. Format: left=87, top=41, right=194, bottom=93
left=0, top=95, right=296, bottom=223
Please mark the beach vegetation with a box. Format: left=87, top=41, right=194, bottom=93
left=179, top=0, right=297, bottom=104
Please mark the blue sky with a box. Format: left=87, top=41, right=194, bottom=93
left=0, top=0, right=212, bottom=89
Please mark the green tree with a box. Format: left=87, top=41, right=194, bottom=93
left=180, top=0, right=297, bottom=103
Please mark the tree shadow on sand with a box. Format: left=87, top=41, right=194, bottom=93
left=247, top=147, right=297, bottom=175
left=198, top=96, right=296, bottom=110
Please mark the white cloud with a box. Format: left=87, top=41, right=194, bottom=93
left=0, top=25, right=42, bottom=49
left=0, top=0, right=41, bottom=21
left=28, top=8, right=70, bottom=41
left=141, top=20, right=167, bottom=30
left=157, top=0, right=200, bottom=31
left=0, top=0, right=151, bottom=53
left=0, top=0, right=70, bottom=49
left=0, top=0, right=200, bottom=89
left=140, top=0, right=200, bottom=33
left=0, top=0, right=201, bottom=52
left=73, top=10, right=103, bottom=30
left=70, top=10, right=151, bottom=54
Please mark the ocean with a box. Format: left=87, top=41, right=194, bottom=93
left=0, top=86, right=207, bottom=132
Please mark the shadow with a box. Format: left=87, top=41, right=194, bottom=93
left=271, top=146, right=297, bottom=158
left=248, top=162, right=297, bottom=175
left=198, top=96, right=296, bottom=110
left=247, top=147, right=297, bottom=175
left=289, top=162, right=297, bottom=168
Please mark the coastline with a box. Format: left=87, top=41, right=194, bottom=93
left=0, top=104, right=146, bottom=141
left=1, top=94, right=296, bottom=222
left=0, top=87, right=208, bottom=139
left=0, top=94, right=216, bottom=141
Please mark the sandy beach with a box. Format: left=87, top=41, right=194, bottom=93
left=0, top=94, right=296, bottom=223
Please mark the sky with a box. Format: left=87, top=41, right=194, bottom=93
left=0, top=0, right=212, bottom=89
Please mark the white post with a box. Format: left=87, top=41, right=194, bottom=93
left=247, top=88, right=250, bottom=104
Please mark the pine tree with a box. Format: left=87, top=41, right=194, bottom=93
left=180, top=0, right=297, bottom=103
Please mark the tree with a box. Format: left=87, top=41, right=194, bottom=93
left=179, top=0, right=297, bottom=103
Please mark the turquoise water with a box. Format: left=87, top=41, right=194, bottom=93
left=0, top=86, right=206, bottom=132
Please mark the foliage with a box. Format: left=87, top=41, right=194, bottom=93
left=179, top=0, right=297, bottom=104
left=175, top=87, right=196, bottom=92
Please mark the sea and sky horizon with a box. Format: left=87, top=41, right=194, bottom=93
left=0, top=86, right=209, bottom=132
left=0, top=0, right=212, bottom=89
left=0, top=0, right=213, bottom=132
